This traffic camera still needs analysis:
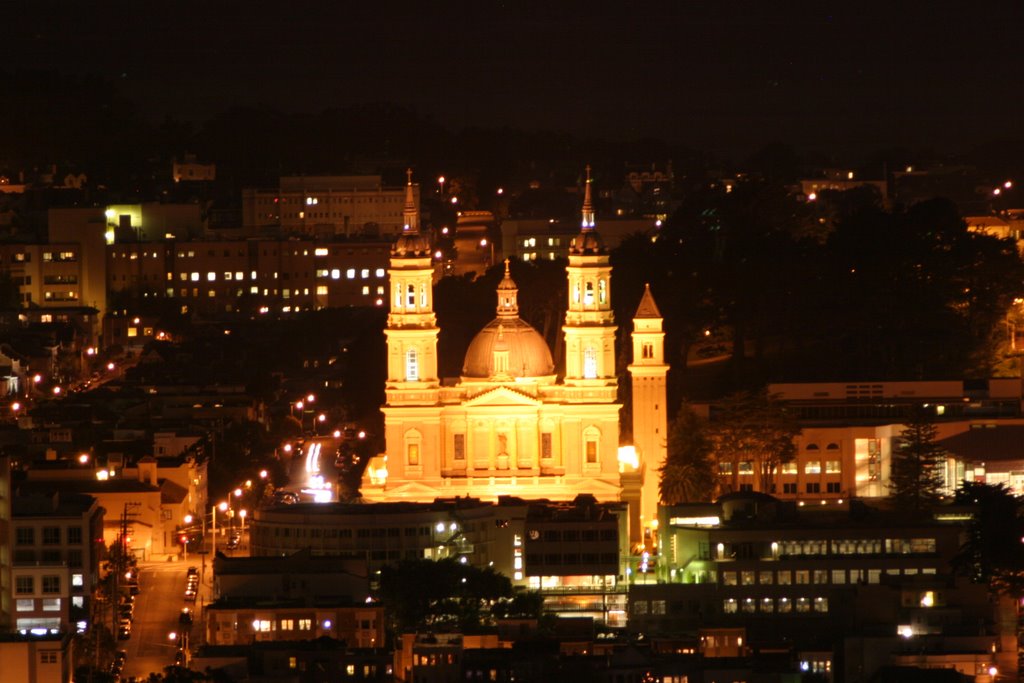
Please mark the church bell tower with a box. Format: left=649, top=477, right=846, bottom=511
left=628, top=284, right=668, bottom=537
left=563, top=166, right=617, bottom=393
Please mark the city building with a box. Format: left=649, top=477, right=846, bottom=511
left=364, top=168, right=666, bottom=535
left=499, top=217, right=659, bottom=263
left=11, top=492, right=104, bottom=632
left=0, top=631, right=72, bottom=683
left=0, top=454, right=12, bottom=630
left=250, top=495, right=631, bottom=623
left=632, top=493, right=1005, bottom=681
left=172, top=155, right=216, bottom=184
left=242, top=175, right=417, bottom=239
left=709, top=379, right=1024, bottom=501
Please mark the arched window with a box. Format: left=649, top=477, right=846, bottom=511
left=394, top=284, right=403, bottom=309
left=806, top=443, right=819, bottom=451
left=599, top=279, right=607, bottom=304
left=404, top=429, right=422, bottom=467
left=420, top=283, right=427, bottom=307
left=584, top=281, right=594, bottom=305
left=583, top=346, right=597, bottom=379
left=573, top=282, right=581, bottom=304
left=406, top=284, right=415, bottom=307
left=583, top=426, right=600, bottom=465
left=826, top=443, right=839, bottom=450
left=405, top=348, right=419, bottom=381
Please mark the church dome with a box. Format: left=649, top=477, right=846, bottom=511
left=569, top=228, right=606, bottom=255
left=462, top=317, right=555, bottom=379
left=392, top=229, right=431, bottom=257
left=461, top=259, right=554, bottom=379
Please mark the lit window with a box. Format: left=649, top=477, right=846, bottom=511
left=825, top=460, right=841, bottom=473
left=406, top=349, right=419, bottom=381
left=331, top=269, right=341, bottom=279
left=362, top=286, right=370, bottom=295
left=72, top=574, right=83, bottom=587
left=224, top=272, right=233, bottom=280
left=190, top=272, right=199, bottom=282
left=805, top=461, right=821, bottom=474
left=599, top=279, right=607, bottom=304
left=375, top=268, right=385, bottom=277
left=317, top=285, right=328, bottom=295
left=360, top=269, right=369, bottom=278
left=583, top=347, right=597, bottom=379
left=584, top=281, right=594, bottom=304
left=207, top=272, right=216, bottom=281
left=346, top=269, right=356, bottom=279
left=16, top=599, right=33, bottom=612
left=315, top=248, right=328, bottom=256
left=583, top=429, right=599, bottom=464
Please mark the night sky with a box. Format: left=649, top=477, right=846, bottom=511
left=4, top=3, right=1023, bottom=157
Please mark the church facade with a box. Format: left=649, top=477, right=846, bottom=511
left=361, top=169, right=667, bottom=540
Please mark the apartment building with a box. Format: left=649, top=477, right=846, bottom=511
left=242, top=176, right=417, bottom=239
left=250, top=495, right=630, bottom=624
left=11, top=492, right=104, bottom=632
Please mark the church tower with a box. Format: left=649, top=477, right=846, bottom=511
left=384, top=169, right=439, bottom=395
left=628, top=284, right=669, bottom=538
left=563, top=166, right=617, bottom=392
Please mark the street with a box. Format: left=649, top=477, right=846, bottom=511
left=120, top=561, right=199, bottom=680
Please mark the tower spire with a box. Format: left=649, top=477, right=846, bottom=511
left=403, top=168, right=418, bottom=233
left=581, top=164, right=595, bottom=230
left=496, top=258, right=519, bottom=317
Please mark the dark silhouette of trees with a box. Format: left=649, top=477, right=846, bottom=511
left=708, top=389, right=798, bottom=494
left=889, top=406, right=947, bottom=512
left=659, top=404, right=717, bottom=504
left=379, top=558, right=514, bottom=635
left=952, top=481, right=1024, bottom=594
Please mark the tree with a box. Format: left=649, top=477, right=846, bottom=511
left=659, top=404, right=717, bottom=504
left=889, top=406, right=947, bottom=512
left=709, top=389, right=798, bottom=494
left=378, top=558, right=513, bottom=635
left=952, top=481, right=1024, bottom=594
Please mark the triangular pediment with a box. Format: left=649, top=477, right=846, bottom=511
left=463, top=385, right=542, bottom=407
left=572, top=477, right=626, bottom=499
left=365, top=479, right=444, bottom=502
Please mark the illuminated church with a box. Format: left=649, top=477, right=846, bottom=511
left=362, top=169, right=668, bottom=539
